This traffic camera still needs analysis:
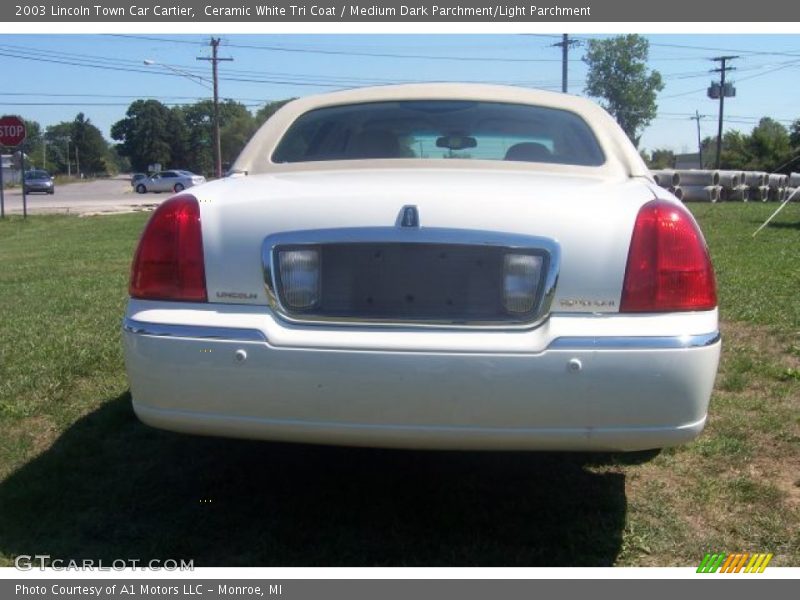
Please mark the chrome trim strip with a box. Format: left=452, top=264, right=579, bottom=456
left=548, top=331, right=720, bottom=350
left=261, top=226, right=561, bottom=331
left=122, top=318, right=267, bottom=342
left=123, top=317, right=718, bottom=351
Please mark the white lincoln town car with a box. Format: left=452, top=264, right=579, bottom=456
left=123, top=84, right=720, bottom=451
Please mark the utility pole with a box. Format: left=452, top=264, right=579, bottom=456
left=711, top=55, right=737, bottom=170
left=197, top=37, right=233, bottom=178
left=553, top=34, right=580, bottom=93
left=690, top=110, right=707, bottom=168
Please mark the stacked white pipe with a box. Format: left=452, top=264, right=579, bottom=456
left=649, top=169, right=796, bottom=203
left=672, top=170, right=722, bottom=203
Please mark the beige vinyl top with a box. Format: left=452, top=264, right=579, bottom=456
left=232, top=83, right=651, bottom=180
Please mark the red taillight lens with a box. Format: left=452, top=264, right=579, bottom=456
left=129, top=194, right=207, bottom=302
left=620, top=199, right=716, bottom=312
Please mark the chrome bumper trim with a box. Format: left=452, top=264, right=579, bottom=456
left=122, top=318, right=267, bottom=342
left=123, top=318, right=719, bottom=351
left=548, top=331, right=720, bottom=350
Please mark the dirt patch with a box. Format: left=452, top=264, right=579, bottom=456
left=721, top=320, right=800, bottom=371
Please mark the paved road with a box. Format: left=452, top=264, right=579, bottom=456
left=0, top=176, right=165, bottom=216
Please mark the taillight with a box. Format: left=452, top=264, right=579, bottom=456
left=620, top=199, right=716, bottom=312
left=129, top=194, right=207, bottom=302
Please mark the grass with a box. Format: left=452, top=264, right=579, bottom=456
left=0, top=203, right=798, bottom=566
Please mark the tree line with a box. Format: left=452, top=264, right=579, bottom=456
left=1, top=112, right=118, bottom=177
left=645, top=118, right=800, bottom=173
left=1, top=98, right=292, bottom=178
left=110, top=98, right=291, bottom=175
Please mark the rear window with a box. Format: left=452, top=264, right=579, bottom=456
left=272, top=100, right=605, bottom=166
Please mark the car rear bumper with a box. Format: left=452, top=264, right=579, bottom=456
left=122, top=308, right=720, bottom=451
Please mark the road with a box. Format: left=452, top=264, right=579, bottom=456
left=0, top=175, right=165, bottom=216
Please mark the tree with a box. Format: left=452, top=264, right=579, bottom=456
left=71, top=113, right=110, bottom=175
left=647, top=148, right=675, bottom=170
left=746, top=118, right=791, bottom=172
left=790, top=119, right=800, bottom=150
left=44, top=122, right=75, bottom=174
left=700, top=119, right=795, bottom=172
left=181, top=99, right=256, bottom=175
left=254, top=99, right=294, bottom=126
left=583, top=35, right=664, bottom=146
left=111, top=100, right=185, bottom=172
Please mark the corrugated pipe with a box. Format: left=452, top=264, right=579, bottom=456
left=651, top=169, right=681, bottom=187
left=717, top=171, right=741, bottom=189
left=681, top=184, right=721, bottom=202
left=745, top=172, right=768, bottom=187
left=677, top=170, right=720, bottom=186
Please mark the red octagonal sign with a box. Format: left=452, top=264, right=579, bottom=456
left=0, top=115, right=26, bottom=147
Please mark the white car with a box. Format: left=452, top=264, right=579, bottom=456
left=134, top=170, right=205, bottom=194
left=123, top=84, right=720, bottom=451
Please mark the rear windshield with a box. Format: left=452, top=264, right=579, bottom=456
left=272, top=100, right=605, bottom=166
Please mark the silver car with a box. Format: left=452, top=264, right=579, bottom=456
left=134, top=170, right=205, bottom=194
left=23, top=170, right=55, bottom=194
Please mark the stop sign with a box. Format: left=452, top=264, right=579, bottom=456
left=0, top=115, right=26, bottom=147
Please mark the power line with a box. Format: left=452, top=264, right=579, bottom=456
left=0, top=46, right=580, bottom=91
left=108, top=33, right=571, bottom=63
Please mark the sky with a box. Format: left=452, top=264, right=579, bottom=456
left=1, top=33, right=799, bottom=153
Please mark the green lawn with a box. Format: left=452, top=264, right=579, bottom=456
left=0, top=204, right=797, bottom=566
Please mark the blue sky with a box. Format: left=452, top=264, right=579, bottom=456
left=1, top=33, right=798, bottom=153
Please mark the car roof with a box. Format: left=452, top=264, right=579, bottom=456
left=232, top=83, right=648, bottom=179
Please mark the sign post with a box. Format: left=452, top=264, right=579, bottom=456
left=20, top=151, right=27, bottom=218
left=0, top=154, right=4, bottom=219
left=0, top=115, right=28, bottom=218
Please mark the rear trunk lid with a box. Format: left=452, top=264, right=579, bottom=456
left=196, top=168, right=655, bottom=319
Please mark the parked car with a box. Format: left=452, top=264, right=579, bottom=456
left=130, top=173, right=147, bottom=188
left=134, top=170, right=205, bottom=194
left=123, top=84, right=720, bottom=451
left=23, top=169, right=54, bottom=194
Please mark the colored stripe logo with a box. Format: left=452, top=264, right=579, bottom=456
left=697, top=552, right=773, bottom=573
